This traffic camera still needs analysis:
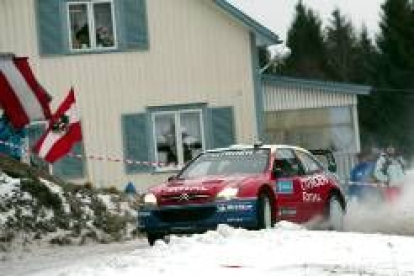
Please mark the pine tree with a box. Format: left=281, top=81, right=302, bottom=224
left=362, top=0, right=414, bottom=155
left=352, top=26, right=377, bottom=84
left=279, top=1, right=327, bottom=79
left=325, top=9, right=358, bottom=82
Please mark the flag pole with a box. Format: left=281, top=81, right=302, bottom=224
left=72, top=87, right=91, bottom=184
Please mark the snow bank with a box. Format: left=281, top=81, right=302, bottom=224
left=0, top=169, right=138, bottom=253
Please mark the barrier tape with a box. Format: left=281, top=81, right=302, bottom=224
left=0, top=140, right=169, bottom=168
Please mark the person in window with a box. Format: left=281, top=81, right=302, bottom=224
left=96, top=26, right=114, bottom=47
left=181, top=127, right=201, bottom=163
left=74, top=23, right=90, bottom=49
left=161, top=124, right=177, bottom=166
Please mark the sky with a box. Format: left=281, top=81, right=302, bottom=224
left=228, top=0, right=385, bottom=41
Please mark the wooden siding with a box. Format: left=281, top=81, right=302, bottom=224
left=0, top=0, right=258, bottom=189
left=263, top=83, right=357, bottom=111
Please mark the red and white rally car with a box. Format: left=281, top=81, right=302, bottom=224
left=138, top=144, right=346, bottom=245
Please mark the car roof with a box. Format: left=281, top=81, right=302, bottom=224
left=206, top=144, right=311, bottom=155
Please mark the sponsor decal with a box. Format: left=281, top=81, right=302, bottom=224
left=302, top=192, right=322, bottom=202
left=301, top=175, right=329, bottom=190
left=164, top=186, right=208, bottom=193
left=276, top=180, right=294, bottom=194
left=226, top=218, right=244, bottom=223
left=208, top=150, right=267, bottom=158
left=217, top=203, right=254, bottom=212
left=138, top=211, right=151, bottom=217
left=278, top=207, right=297, bottom=216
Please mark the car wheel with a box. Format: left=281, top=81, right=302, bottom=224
left=147, top=233, right=165, bottom=246
left=326, top=195, right=345, bottom=231
left=257, top=193, right=273, bottom=229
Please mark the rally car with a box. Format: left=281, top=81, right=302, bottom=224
left=138, top=144, right=346, bottom=245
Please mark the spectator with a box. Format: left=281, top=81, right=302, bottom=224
left=373, top=145, right=405, bottom=186
left=350, top=151, right=375, bottom=184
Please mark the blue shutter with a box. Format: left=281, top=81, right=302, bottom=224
left=35, top=0, right=66, bottom=56
left=53, top=143, right=85, bottom=179
left=121, top=113, right=152, bottom=174
left=210, top=107, right=236, bottom=149
left=116, top=0, right=149, bottom=50
left=27, top=124, right=49, bottom=170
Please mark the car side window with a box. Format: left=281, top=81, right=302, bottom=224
left=295, top=150, right=323, bottom=175
left=273, top=149, right=304, bottom=177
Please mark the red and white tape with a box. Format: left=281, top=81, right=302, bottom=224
left=0, top=140, right=168, bottom=167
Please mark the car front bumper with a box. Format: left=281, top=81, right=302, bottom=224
left=138, top=198, right=258, bottom=234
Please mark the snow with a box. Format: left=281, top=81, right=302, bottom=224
left=2, top=173, right=414, bottom=275
left=1, top=222, right=413, bottom=276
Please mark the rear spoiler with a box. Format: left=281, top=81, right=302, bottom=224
left=309, top=149, right=337, bottom=173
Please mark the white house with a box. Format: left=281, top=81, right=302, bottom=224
left=0, top=0, right=369, bottom=189
left=0, top=0, right=282, bottom=189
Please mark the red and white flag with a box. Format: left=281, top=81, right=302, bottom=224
left=33, top=88, right=82, bottom=163
left=0, top=56, right=51, bottom=129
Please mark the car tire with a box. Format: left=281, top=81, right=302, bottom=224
left=326, top=195, right=345, bottom=231
left=257, top=193, right=273, bottom=229
left=147, top=233, right=165, bottom=246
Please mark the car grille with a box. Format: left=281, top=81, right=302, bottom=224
left=154, top=206, right=216, bottom=223
left=160, top=193, right=212, bottom=205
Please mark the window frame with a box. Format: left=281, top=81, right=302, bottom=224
left=151, top=109, right=206, bottom=171
left=274, top=148, right=304, bottom=177
left=66, top=0, right=118, bottom=52
left=295, top=150, right=324, bottom=175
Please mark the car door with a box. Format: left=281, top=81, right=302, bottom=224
left=294, top=150, right=330, bottom=219
left=272, top=148, right=306, bottom=223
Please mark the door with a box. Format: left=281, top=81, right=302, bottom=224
left=295, top=150, right=330, bottom=219
left=272, top=148, right=306, bottom=223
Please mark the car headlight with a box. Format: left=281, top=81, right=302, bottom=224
left=216, top=187, right=239, bottom=201
left=143, top=193, right=157, bottom=206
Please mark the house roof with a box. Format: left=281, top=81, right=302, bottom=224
left=262, top=74, right=371, bottom=95
left=213, top=0, right=281, bottom=46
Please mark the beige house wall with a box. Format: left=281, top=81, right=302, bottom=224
left=0, top=0, right=259, bottom=189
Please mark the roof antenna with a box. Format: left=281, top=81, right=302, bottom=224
left=254, top=141, right=263, bottom=149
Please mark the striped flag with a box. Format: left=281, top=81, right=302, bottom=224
left=0, top=56, right=51, bottom=129
left=33, top=88, right=82, bottom=163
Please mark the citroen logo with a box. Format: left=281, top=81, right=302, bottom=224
left=178, top=193, right=190, bottom=201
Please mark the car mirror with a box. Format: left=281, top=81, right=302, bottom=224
left=167, top=175, right=176, bottom=182
left=328, top=163, right=337, bottom=173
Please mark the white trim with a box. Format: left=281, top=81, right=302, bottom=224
left=352, top=104, right=361, bottom=153
left=66, top=0, right=117, bottom=52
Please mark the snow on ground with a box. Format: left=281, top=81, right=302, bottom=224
left=2, top=222, right=414, bottom=276
left=2, top=173, right=414, bottom=275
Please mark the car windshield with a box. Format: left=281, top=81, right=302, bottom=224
left=178, top=149, right=270, bottom=179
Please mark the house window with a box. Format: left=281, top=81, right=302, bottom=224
left=67, top=0, right=116, bottom=51
left=153, top=110, right=204, bottom=169
left=265, top=106, right=357, bottom=152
